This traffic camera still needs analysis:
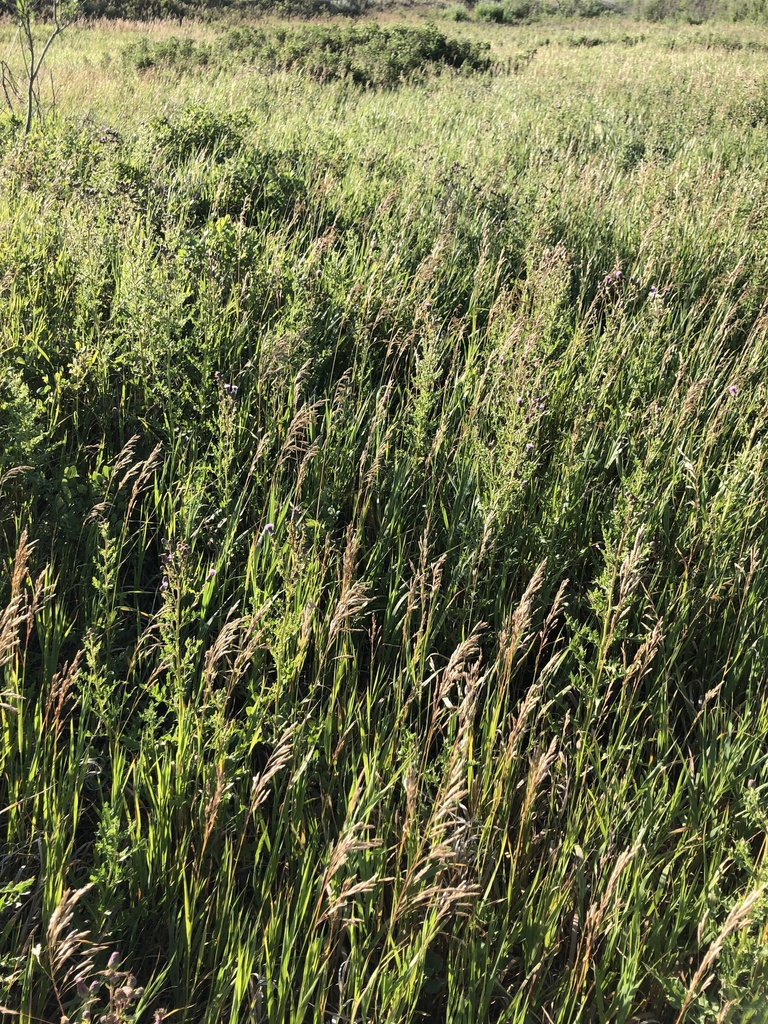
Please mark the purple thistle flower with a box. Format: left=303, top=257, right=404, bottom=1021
left=257, top=523, right=275, bottom=546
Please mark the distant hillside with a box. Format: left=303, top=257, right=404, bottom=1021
left=73, top=0, right=768, bottom=24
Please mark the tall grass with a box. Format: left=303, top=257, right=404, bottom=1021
left=2, top=18, right=768, bottom=1023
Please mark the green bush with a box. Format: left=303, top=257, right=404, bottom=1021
left=0, top=366, right=45, bottom=472
left=504, top=0, right=535, bottom=19
left=121, top=35, right=213, bottom=71
left=144, top=106, right=247, bottom=161
left=567, top=31, right=605, bottom=43
left=122, top=23, right=492, bottom=85
left=445, top=2, right=471, bottom=19
left=475, top=1, right=506, bottom=19
left=473, top=0, right=538, bottom=22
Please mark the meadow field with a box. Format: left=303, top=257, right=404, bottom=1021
left=2, top=9, right=768, bottom=1022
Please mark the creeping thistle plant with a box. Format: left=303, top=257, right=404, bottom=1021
left=68, top=952, right=149, bottom=1024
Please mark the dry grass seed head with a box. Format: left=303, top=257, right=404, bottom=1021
left=573, top=834, right=645, bottom=988
left=429, top=621, right=486, bottom=741
left=675, top=884, right=766, bottom=1024
left=126, top=443, right=162, bottom=519
left=0, top=530, right=44, bottom=671
left=202, top=762, right=228, bottom=855
left=247, top=724, right=296, bottom=817
left=499, top=559, right=547, bottom=682
left=277, top=398, right=322, bottom=469
left=43, top=651, right=83, bottom=738
left=45, top=884, right=101, bottom=1014
left=329, top=533, right=370, bottom=645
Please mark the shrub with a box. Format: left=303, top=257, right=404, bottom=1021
left=567, top=32, right=605, bottom=43
left=121, top=35, right=213, bottom=71
left=474, top=0, right=538, bottom=22
left=504, top=0, right=535, bottom=19
left=0, top=366, right=44, bottom=471
left=123, top=24, right=492, bottom=86
left=475, top=1, right=506, bottom=20
left=143, top=106, right=248, bottom=161
left=445, top=2, right=471, bottom=18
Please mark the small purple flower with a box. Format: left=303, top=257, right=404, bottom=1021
left=257, top=523, right=275, bottom=546
left=108, top=951, right=120, bottom=968
left=728, top=384, right=738, bottom=396
left=223, top=383, right=238, bottom=396
left=648, top=285, right=658, bottom=299
left=207, top=567, right=217, bottom=580
left=537, top=400, right=545, bottom=411
left=604, top=269, right=623, bottom=287
left=525, top=442, right=535, bottom=452
left=516, top=396, right=524, bottom=407
left=160, top=576, right=169, bottom=592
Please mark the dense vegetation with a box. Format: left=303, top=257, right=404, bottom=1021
left=2, top=15, right=768, bottom=1024
left=71, top=0, right=768, bottom=28
left=121, top=24, right=491, bottom=84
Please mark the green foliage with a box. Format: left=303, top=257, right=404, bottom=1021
left=566, top=30, right=605, bottom=42
left=143, top=105, right=247, bottom=159
left=473, top=0, right=615, bottom=20
left=444, top=2, right=471, bottom=19
left=4, top=17, right=768, bottom=1024
left=637, top=0, right=768, bottom=21
left=121, top=23, right=492, bottom=85
left=475, top=1, right=507, bottom=20
left=0, top=366, right=45, bottom=471
left=120, top=34, right=214, bottom=70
